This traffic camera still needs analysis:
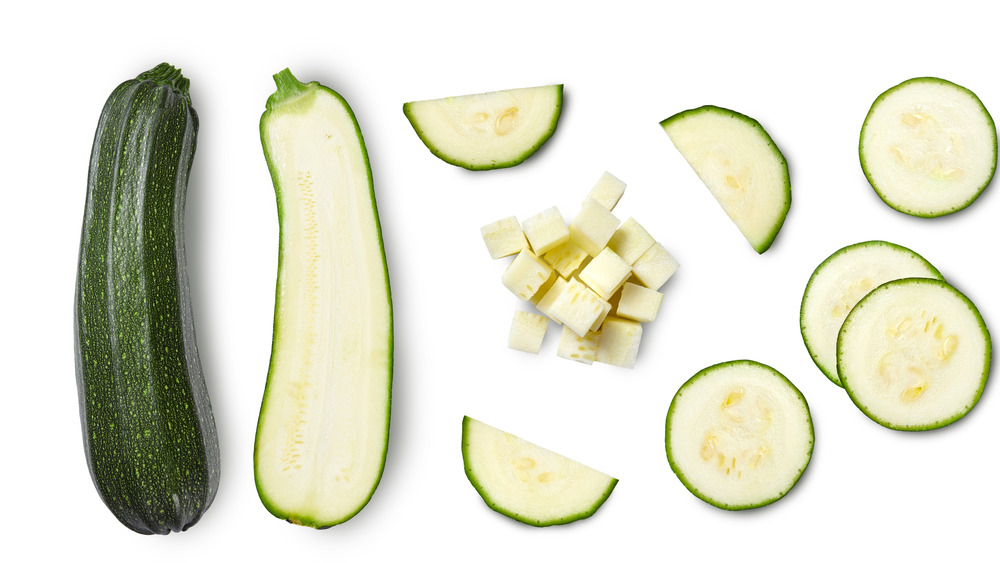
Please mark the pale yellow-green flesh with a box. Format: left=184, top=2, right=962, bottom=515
left=801, top=243, right=942, bottom=385
left=663, top=111, right=788, bottom=252
left=463, top=417, right=616, bottom=525
left=839, top=281, right=987, bottom=429
left=405, top=85, right=561, bottom=168
left=256, top=90, right=391, bottom=526
left=669, top=363, right=812, bottom=508
left=861, top=81, right=995, bottom=216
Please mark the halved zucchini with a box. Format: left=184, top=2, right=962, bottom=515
left=254, top=69, right=393, bottom=528
left=661, top=105, right=790, bottom=253
left=860, top=77, right=997, bottom=217
left=403, top=84, right=563, bottom=170
left=800, top=240, right=943, bottom=386
left=837, top=278, right=990, bottom=431
left=462, top=416, right=617, bottom=527
left=665, top=360, right=813, bottom=510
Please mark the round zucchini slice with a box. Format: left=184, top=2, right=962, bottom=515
left=665, top=360, right=813, bottom=510
left=461, top=416, right=617, bottom=527
left=800, top=240, right=943, bottom=387
left=661, top=105, right=790, bottom=254
left=837, top=278, right=990, bottom=431
left=403, top=84, right=562, bottom=170
left=860, top=77, right=997, bottom=217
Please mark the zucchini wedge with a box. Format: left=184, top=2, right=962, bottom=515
left=661, top=105, right=790, bottom=254
left=403, top=84, right=563, bottom=170
left=254, top=69, right=393, bottom=528
left=462, top=416, right=617, bottom=526
left=74, top=63, right=220, bottom=535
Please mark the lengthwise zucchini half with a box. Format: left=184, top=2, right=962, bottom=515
left=254, top=69, right=393, bottom=528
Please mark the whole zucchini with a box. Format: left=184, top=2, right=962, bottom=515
left=74, top=63, right=220, bottom=535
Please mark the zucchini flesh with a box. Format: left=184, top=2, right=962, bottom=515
left=254, top=69, right=393, bottom=528
left=74, top=63, right=220, bottom=535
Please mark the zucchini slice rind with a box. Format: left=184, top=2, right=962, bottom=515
left=860, top=77, right=997, bottom=217
left=254, top=69, right=393, bottom=528
left=462, top=416, right=617, bottom=527
left=665, top=360, right=813, bottom=510
left=403, top=84, right=563, bottom=170
left=661, top=105, right=790, bottom=254
left=837, top=278, right=990, bottom=431
left=800, top=241, right=943, bottom=387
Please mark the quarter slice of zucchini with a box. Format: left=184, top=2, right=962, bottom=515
left=403, top=84, right=563, bottom=170
left=462, top=416, right=617, bottom=527
left=837, top=278, right=990, bottom=431
left=800, top=240, right=943, bottom=387
left=661, top=105, right=790, bottom=253
left=254, top=69, right=393, bottom=528
left=665, top=360, right=813, bottom=510
left=860, top=77, right=997, bottom=217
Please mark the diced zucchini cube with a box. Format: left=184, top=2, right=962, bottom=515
left=590, top=299, right=613, bottom=332
left=502, top=250, right=554, bottom=301
left=548, top=277, right=609, bottom=337
left=596, top=317, right=643, bottom=368
left=481, top=216, right=528, bottom=259
left=528, top=272, right=559, bottom=307
left=569, top=198, right=620, bottom=256
left=607, top=217, right=656, bottom=265
left=522, top=206, right=570, bottom=255
left=508, top=310, right=550, bottom=354
left=556, top=325, right=601, bottom=364
left=542, top=240, right=590, bottom=278
left=632, top=242, right=679, bottom=290
left=615, top=282, right=663, bottom=323
left=584, top=171, right=626, bottom=211
left=534, top=276, right=568, bottom=323
left=579, top=248, right=632, bottom=300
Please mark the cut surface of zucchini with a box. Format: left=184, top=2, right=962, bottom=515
left=800, top=241, right=943, bottom=387
left=838, top=278, right=989, bottom=431
left=661, top=105, right=790, bottom=253
left=254, top=69, right=393, bottom=528
left=860, top=77, right=997, bottom=217
left=666, top=360, right=813, bottom=510
left=403, top=84, right=562, bottom=170
left=462, top=416, right=617, bottom=527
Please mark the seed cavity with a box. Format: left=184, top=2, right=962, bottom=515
left=494, top=107, right=519, bottom=136
left=939, top=335, right=958, bottom=360
left=901, top=111, right=931, bottom=128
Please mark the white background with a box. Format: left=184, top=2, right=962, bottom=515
left=2, top=0, right=997, bottom=559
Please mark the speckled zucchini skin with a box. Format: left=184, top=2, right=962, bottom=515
left=74, top=63, right=220, bottom=535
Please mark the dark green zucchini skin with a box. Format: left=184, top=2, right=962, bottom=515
left=74, top=63, right=220, bottom=535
